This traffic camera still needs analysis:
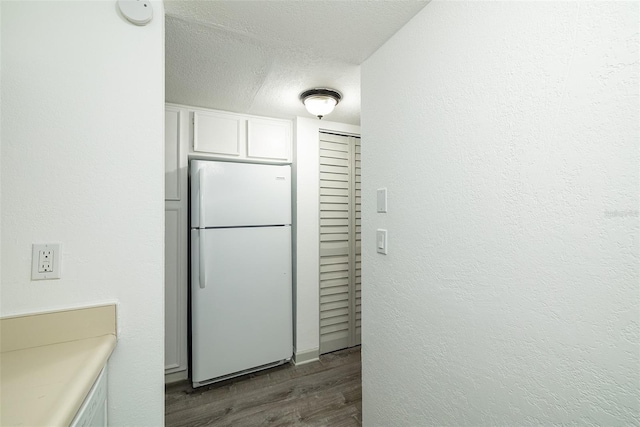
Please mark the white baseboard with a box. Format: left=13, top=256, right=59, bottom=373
left=165, top=369, right=189, bottom=384
left=293, top=347, right=320, bottom=365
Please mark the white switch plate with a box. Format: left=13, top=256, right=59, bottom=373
left=376, top=229, right=388, bottom=255
left=32, top=243, right=61, bottom=280
left=377, top=188, right=387, bottom=213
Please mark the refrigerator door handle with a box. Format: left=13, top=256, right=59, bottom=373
left=199, top=229, right=206, bottom=289
left=199, top=168, right=206, bottom=229
left=199, top=168, right=206, bottom=289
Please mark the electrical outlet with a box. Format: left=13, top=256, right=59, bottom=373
left=32, top=243, right=61, bottom=280
left=39, top=249, right=53, bottom=272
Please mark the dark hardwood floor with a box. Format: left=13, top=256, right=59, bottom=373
left=165, top=346, right=362, bottom=427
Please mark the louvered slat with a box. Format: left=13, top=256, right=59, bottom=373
left=321, top=284, right=349, bottom=296
left=321, top=255, right=349, bottom=265
left=320, top=149, right=349, bottom=160
left=321, top=306, right=349, bottom=319
left=320, top=263, right=349, bottom=273
left=320, top=179, right=349, bottom=189
left=320, top=277, right=349, bottom=288
left=321, top=314, right=349, bottom=327
left=320, top=195, right=349, bottom=204
left=321, top=187, right=349, bottom=197
left=321, top=299, right=349, bottom=311
left=320, top=211, right=348, bottom=219
left=321, top=218, right=349, bottom=227
left=320, top=270, right=349, bottom=282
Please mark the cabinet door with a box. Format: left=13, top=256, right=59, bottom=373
left=165, top=108, right=181, bottom=201
left=70, top=366, right=108, bottom=427
left=193, top=111, right=243, bottom=156
left=247, top=118, right=291, bottom=161
left=165, top=205, right=187, bottom=373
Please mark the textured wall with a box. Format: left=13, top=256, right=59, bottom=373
left=361, top=2, right=639, bottom=425
left=1, top=1, right=165, bottom=425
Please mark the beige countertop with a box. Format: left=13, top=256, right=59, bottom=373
left=0, top=305, right=117, bottom=427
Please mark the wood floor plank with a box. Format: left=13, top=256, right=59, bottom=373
left=166, top=363, right=359, bottom=425
left=166, top=347, right=361, bottom=426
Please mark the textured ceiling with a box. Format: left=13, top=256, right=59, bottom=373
left=165, top=1, right=429, bottom=125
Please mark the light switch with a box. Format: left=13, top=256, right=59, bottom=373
left=376, top=229, right=388, bottom=255
left=377, top=188, right=387, bottom=213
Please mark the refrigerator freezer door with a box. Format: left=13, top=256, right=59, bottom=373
left=191, top=226, right=293, bottom=384
left=191, top=160, right=291, bottom=228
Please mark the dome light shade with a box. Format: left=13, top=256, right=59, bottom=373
left=300, top=88, right=342, bottom=120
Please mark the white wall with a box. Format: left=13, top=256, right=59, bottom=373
left=0, top=0, right=3, bottom=286
left=1, top=2, right=165, bottom=425
left=361, top=2, right=638, bottom=425
left=293, top=116, right=360, bottom=361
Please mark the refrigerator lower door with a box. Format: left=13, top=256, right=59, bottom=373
left=191, top=226, right=292, bottom=385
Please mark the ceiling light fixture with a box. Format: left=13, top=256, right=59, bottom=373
left=299, top=88, right=342, bottom=120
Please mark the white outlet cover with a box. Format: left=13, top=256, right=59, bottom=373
left=118, top=0, right=153, bottom=26
left=31, top=243, right=62, bottom=280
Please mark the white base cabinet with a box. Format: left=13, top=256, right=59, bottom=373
left=70, top=366, right=108, bottom=427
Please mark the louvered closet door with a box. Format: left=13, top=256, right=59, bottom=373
left=354, top=137, right=362, bottom=345
left=319, top=132, right=361, bottom=354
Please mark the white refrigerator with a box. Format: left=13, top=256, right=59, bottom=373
left=190, top=160, right=292, bottom=388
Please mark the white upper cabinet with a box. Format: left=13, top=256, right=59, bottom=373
left=193, top=111, right=243, bottom=157
left=247, top=118, right=291, bottom=161
left=188, top=106, right=292, bottom=163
